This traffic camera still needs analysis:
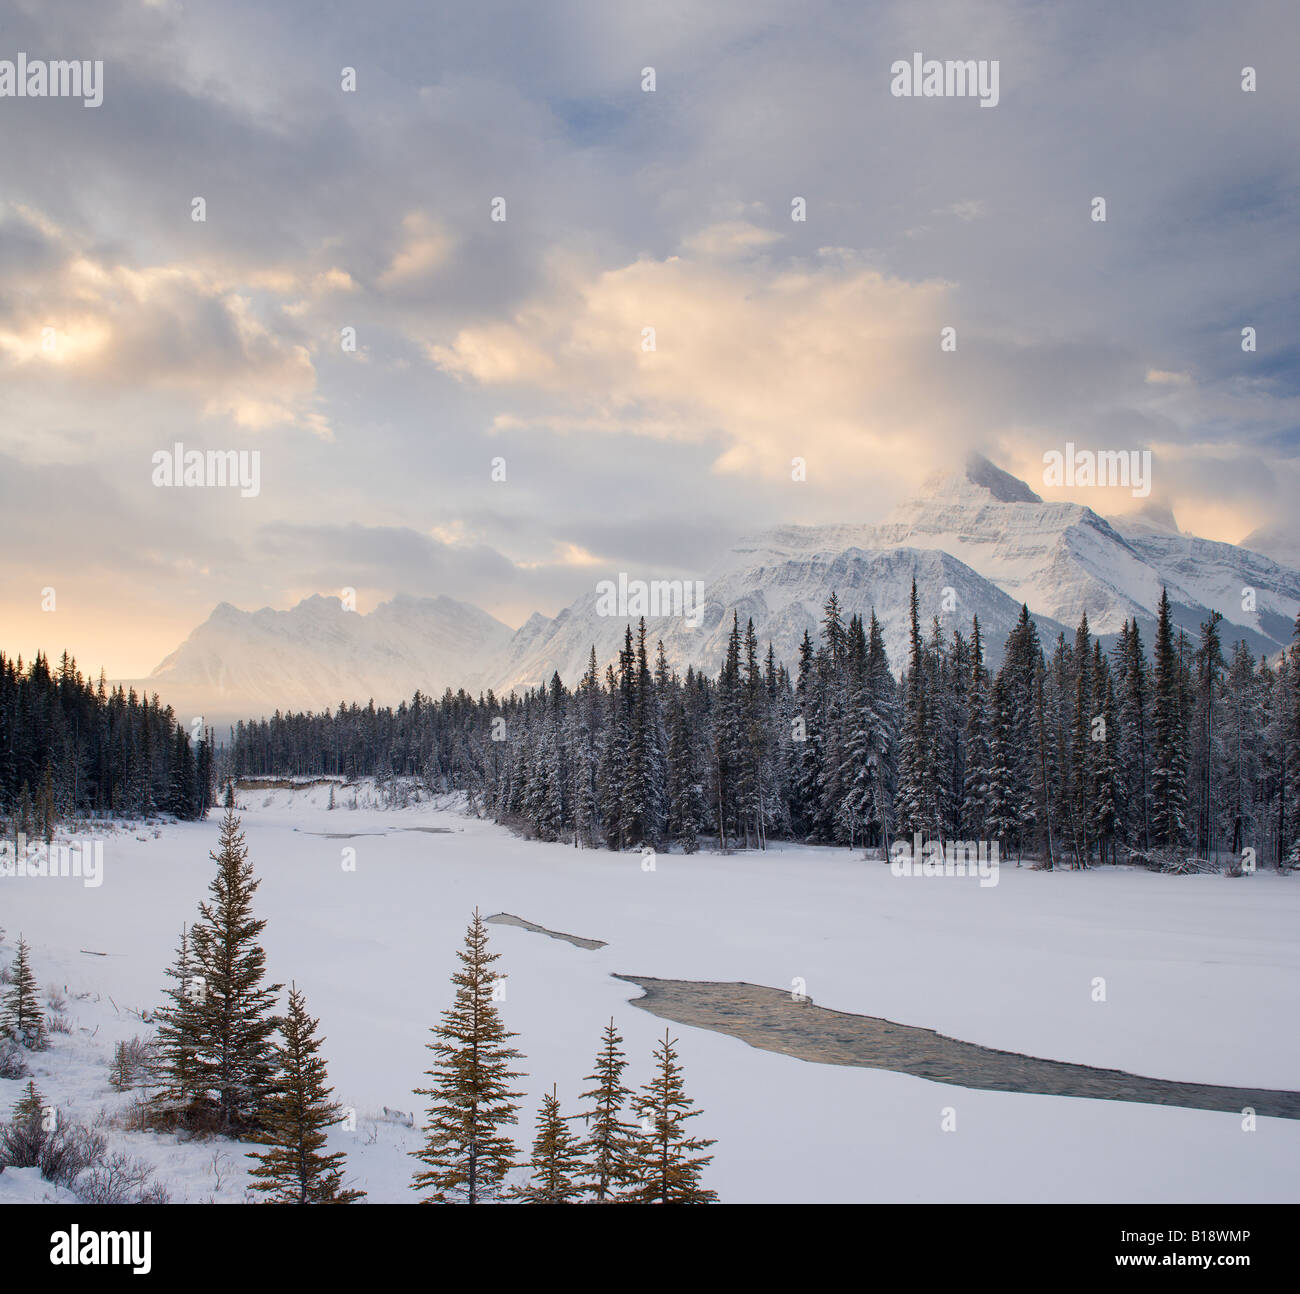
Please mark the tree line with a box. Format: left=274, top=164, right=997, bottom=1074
left=0, top=650, right=214, bottom=828
left=226, top=586, right=1300, bottom=869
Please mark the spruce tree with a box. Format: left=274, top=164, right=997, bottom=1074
left=410, top=910, right=525, bottom=1203
left=1, top=1080, right=46, bottom=1165
left=711, top=615, right=744, bottom=849
left=858, top=612, right=898, bottom=854
left=1090, top=652, right=1123, bottom=865
left=188, top=808, right=282, bottom=1133
left=1069, top=615, right=1095, bottom=867
left=895, top=580, right=935, bottom=844
left=247, top=984, right=364, bottom=1203
left=572, top=651, right=603, bottom=847
left=1031, top=653, right=1059, bottom=867
left=637, top=621, right=670, bottom=845
left=1151, top=589, right=1190, bottom=852
left=1, top=936, right=45, bottom=1049
left=579, top=1018, right=636, bottom=1201
left=793, top=630, right=826, bottom=841
left=960, top=616, right=991, bottom=839
left=985, top=674, right=1018, bottom=855
left=1001, top=605, right=1043, bottom=860
left=11, top=1078, right=44, bottom=1127
left=1221, top=639, right=1262, bottom=858
left=1286, top=614, right=1300, bottom=868
left=624, top=1030, right=717, bottom=1204
left=512, top=1086, right=586, bottom=1204
left=666, top=696, right=700, bottom=854
left=928, top=617, right=962, bottom=843
left=1192, top=612, right=1226, bottom=859
left=151, top=924, right=205, bottom=1125
left=1117, top=619, right=1152, bottom=850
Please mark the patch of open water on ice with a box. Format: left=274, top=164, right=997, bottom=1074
left=615, top=976, right=1300, bottom=1119
left=485, top=912, right=607, bottom=950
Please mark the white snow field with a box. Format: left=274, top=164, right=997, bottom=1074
left=2, top=783, right=1298, bottom=1204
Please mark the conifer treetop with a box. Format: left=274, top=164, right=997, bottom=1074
left=626, top=1028, right=717, bottom=1205
left=579, top=1017, right=636, bottom=1202
left=410, top=909, right=525, bottom=1204
left=247, top=982, right=364, bottom=1204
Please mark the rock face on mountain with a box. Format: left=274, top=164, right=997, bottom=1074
left=485, top=540, right=1069, bottom=697
left=135, top=455, right=1300, bottom=720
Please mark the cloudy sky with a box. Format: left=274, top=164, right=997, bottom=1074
left=2, top=0, right=1297, bottom=678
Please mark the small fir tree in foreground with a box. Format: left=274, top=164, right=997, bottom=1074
left=624, top=1030, right=717, bottom=1204
left=0, top=1080, right=48, bottom=1166
left=188, top=808, right=282, bottom=1133
left=512, top=1085, right=586, bottom=1203
left=11, top=1078, right=44, bottom=1127
left=410, top=910, right=525, bottom=1203
left=247, top=985, right=364, bottom=1203
left=1, top=936, right=45, bottom=1049
left=151, top=925, right=205, bottom=1125
left=579, top=1018, right=636, bottom=1201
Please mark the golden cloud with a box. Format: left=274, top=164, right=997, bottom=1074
left=428, top=228, right=960, bottom=482
left=0, top=203, right=331, bottom=438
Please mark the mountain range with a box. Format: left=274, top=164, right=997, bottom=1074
left=123, top=456, right=1300, bottom=727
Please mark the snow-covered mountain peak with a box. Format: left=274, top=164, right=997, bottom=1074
left=915, top=452, right=1044, bottom=507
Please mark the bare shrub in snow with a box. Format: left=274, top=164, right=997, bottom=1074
left=0, top=1038, right=27, bottom=1079
left=1, top=1111, right=103, bottom=1187
left=208, top=1150, right=233, bottom=1193
left=41, top=1124, right=106, bottom=1190
left=0, top=1086, right=164, bottom=1202
left=76, top=1150, right=162, bottom=1204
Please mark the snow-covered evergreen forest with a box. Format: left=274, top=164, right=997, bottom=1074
left=224, top=583, right=1300, bottom=871
left=0, top=651, right=216, bottom=824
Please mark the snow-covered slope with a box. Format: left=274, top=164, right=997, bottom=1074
left=488, top=542, right=1069, bottom=696
left=125, top=594, right=513, bottom=722
left=1116, top=529, right=1300, bottom=653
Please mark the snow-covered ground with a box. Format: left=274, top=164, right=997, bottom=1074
left=2, top=782, right=1298, bottom=1203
